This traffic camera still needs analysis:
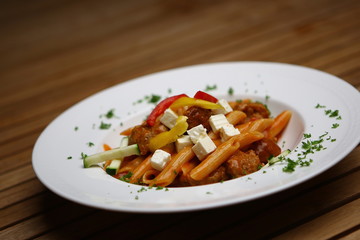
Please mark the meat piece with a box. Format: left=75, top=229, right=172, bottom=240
left=184, top=106, right=212, bottom=131
left=234, top=100, right=270, bottom=122
left=128, top=122, right=167, bottom=155
left=225, top=150, right=261, bottom=178
left=187, top=166, right=230, bottom=186
left=251, top=138, right=281, bottom=163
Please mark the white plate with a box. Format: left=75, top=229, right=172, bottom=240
left=32, top=62, right=360, bottom=213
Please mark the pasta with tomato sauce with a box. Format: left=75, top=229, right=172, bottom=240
left=84, top=90, right=292, bottom=187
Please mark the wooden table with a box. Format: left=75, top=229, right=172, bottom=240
left=1, top=0, right=359, bottom=239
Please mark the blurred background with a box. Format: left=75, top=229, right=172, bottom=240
left=1, top=0, right=359, bottom=239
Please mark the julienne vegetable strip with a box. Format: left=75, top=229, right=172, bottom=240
left=148, top=116, right=189, bottom=152
left=169, top=97, right=223, bottom=110
left=146, top=94, right=188, bottom=126
left=193, top=90, right=218, bottom=103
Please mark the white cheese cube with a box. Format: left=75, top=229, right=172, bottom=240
left=219, top=124, right=240, bottom=142
left=175, top=135, right=193, bottom=152
left=209, top=114, right=229, bottom=133
left=187, top=124, right=207, bottom=144
left=150, top=149, right=171, bottom=171
left=213, top=99, right=233, bottom=115
left=192, top=135, right=216, bottom=160
left=160, top=108, right=178, bottom=129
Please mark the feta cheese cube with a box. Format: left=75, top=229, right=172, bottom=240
left=187, top=124, right=207, bottom=144
left=160, top=108, right=178, bottom=129
left=175, top=135, right=193, bottom=152
left=192, top=135, right=216, bottom=160
left=213, top=99, right=233, bottom=115
left=150, top=149, right=171, bottom=171
left=209, top=114, right=229, bottom=133
left=219, top=124, right=240, bottom=142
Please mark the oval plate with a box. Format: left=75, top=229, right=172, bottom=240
left=32, top=62, right=360, bottom=213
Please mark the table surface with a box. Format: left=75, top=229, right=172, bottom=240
left=1, top=0, right=359, bottom=239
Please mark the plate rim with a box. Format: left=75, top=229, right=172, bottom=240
left=32, top=61, right=360, bottom=213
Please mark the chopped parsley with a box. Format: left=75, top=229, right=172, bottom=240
left=205, top=84, right=217, bottom=91
left=328, top=109, right=339, bottom=118
left=102, top=109, right=117, bottom=119
left=74, top=126, right=79, bottom=131
left=137, top=187, right=147, bottom=193
left=80, top=152, right=88, bottom=160
left=99, top=121, right=111, bottom=130
left=87, top=142, right=95, bottom=147
left=315, top=104, right=326, bottom=109
left=332, top=123, right=339, bottom=129
left=228, top=87, right=234, bottom=96
left=148, top=94, right=161, bottom=104
left=67, top=156, right=72, bottom=160
left=119, top=172, right=133, bottom=182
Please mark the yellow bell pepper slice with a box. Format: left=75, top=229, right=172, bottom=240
left=148, top=116, right=188, bottom=152
left=169, top=97, right=224, bottom=110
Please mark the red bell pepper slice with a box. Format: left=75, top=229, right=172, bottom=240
left=193, top=91, right=218, bottom=103
left=146, top=93, right=188, bottom=126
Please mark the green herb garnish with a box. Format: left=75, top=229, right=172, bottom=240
left=205, top=84, right=217, bottom=91
left=99, top=121, right=111, bottom=130
left=81, top=152, right=87, bottom=160
left=148, top=94, right=161, bottom=104
left=119, top=172, right=133, bottom=182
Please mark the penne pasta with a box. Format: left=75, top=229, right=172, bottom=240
left=142, top=169, right=160, bottom=185
left=118, top=156, right=144, bottom=174
left=151, top=146, right=195, bottom=187
left=129, top=155, right=152, bottom=184
left=189, top=131, right=264, bottom=181
left=265, top=110, right=292, bottom=139
left=237, top=118, right=274, bottom=133
left=226, top=110, right=246, bottom=125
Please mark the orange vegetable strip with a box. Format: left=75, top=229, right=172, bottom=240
left=120, top=127, right=134, bottom=136
left=265, top=110, right=292, bottom=139
left=190, top=132, right=264, bottom=181
left=151, top=146, right=195, bottom=187
left=103, top=144, right=112, bottom=151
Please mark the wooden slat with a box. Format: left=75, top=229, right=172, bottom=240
left=339, top=229, right=360, bottom=240
left=0, top=202, right=94, bottom=239
left=273, top=199, right=360, bottom=240
left=0, top=192, right=63, bottom=229
left=0, top=149, right=32, bottom=175
left=0, top=0, right=358, bottom=137
left=0, top=0, right=353, bottom=98
left=0, top=0, right=359, bottom=239
left=0, top=178, right=46, bottom=209
left=0, top=164, right=36, bottom=191
left=202, top=170, right=360, bottom=240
